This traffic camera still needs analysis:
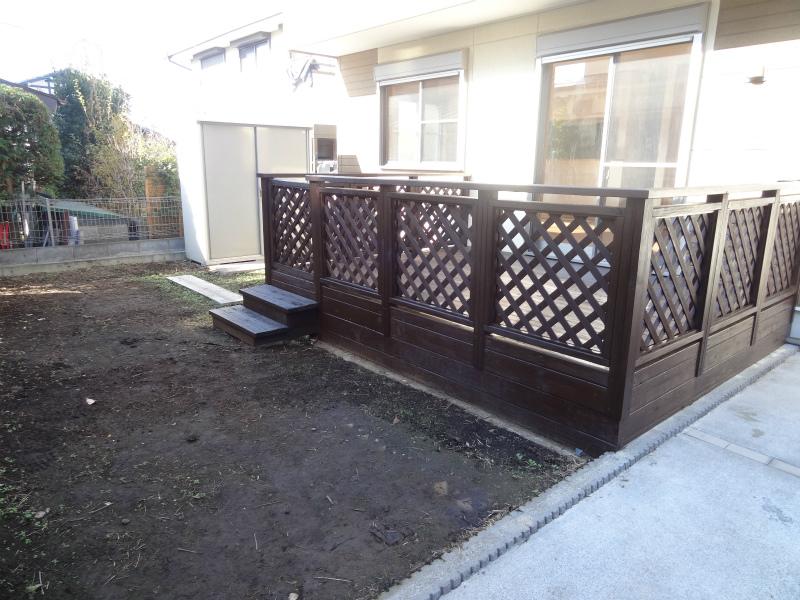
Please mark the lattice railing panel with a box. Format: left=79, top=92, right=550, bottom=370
left=272, top=185, right=312, bottom=272
left=323, top=193, right=379, bottom=290
left=641, top=214, right=711, bottom=351
left=494, top=210, right=616, bottom=356
left=766, top=200, right=800, bottom=297
left=395, top=185, right=465, bottom=196
left=396, top=200, right=473, bottom=316
left=715, top=205, right=767, bottom=318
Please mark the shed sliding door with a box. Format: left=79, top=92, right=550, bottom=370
left=202, top=124, right=261, bottom=261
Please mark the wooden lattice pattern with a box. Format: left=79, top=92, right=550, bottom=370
left=641, top=214, right=711, bottom=351
left=272, top=185, right=312, bottom=272
left=418, top=185, right=464, bottom=196
left=323, top=193, right=379, bottom=290
left=766, top=201, right=800, bottom=297
left=395, top=185, right=464, bottom=196
left=495, top=210, right=615, bottom=355
left=715, top=206, right=766, bottom=317
left=396, top=200, right=473, bottom=316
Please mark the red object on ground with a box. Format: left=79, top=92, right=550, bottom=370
left=0, top=222, right=10, bottom=249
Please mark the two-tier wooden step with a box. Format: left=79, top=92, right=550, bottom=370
left=209, top=305, right=288, bottom=346
left=209, top=284, right=319, bottom=346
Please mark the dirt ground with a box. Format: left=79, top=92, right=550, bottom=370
left=0, top=262, right=580, bottom=600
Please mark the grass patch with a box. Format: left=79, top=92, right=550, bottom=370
left=136, top=273, right=215, bottom=312
left=134, top=267, right=263, bottom=312
left=191, top=269, right=263, bottom=293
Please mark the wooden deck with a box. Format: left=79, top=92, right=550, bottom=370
left=257, top=173, right=800, bottom=454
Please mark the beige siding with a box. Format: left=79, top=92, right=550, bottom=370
left=716, top=0, right=800, bottom=49
left=339, top=49, right=378, bottom=97
left=337, top=0, right=709, bottom=182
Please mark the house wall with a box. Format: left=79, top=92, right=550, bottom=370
left=175, top=24, right=348, bottom=264
left=188, top=27, right=346, bottom=127
left=336, top=0, right=717, bottom=183
left=177, top=1, right=800, bottom=261
left=176, top=121, right=210, bottom=264
left=337, top=50, right=379, bottom=174
left=715, top=0, right=800, bottom=49
left=334, top=0, right=799, bottom=188
left=686, top=0, right=800, bottom=186
left=689, top=38, right=800, bottom=185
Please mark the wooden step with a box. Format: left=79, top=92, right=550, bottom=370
left=209, top=305, right=289, bottom=346
left=240, top=284, right=318, bottom=332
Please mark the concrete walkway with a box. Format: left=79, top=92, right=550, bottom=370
left=166, top=274, right=242, bottom=304
left=446, top=351, right=800, bottom=600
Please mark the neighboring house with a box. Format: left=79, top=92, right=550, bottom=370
left=169, top=14, right=343, bottom=265
left=0, top=77, right=60, bottom=113
left=170, top=0, right=800, bottom=264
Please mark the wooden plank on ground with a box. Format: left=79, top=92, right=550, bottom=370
left=167, top=275, right=242, bottom=305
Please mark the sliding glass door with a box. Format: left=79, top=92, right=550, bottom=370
left=538, top=40, right=694, bottom=197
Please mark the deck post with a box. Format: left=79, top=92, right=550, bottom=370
left=260, top=176, right=273, bottom=285
left=378, top=185, right=394, bottom=336
left=695, top=194, right=729, bottom=376
left=606, top=195, right=653, bottom=441
left=471, top=189, right=497, bottom=369
left=749, top=189, right=781, bottom=345
left=309, top=179, right=324, bottom=302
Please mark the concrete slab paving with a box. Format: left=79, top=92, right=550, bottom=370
left=380, top=346, right=798, bottom=600
left=447, top=432, right=800, bottom=600
left=207, top=261, right=264, bottom=274
left=166, top=274, right=242, bottom=304
left=443, top=353, right=800, bottom=600
left=692, top=353, right=800, bottom=467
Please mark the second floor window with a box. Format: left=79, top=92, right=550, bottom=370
left=200, top=51, right=225, bottom=70
left=239, top=39, right=270, bottom=72
left=381, top=73, right=462, bottom=168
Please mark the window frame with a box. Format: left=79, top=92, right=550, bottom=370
left=239, top=39, right=271, bottom=72
left=533, top=33, right=704, bottom=191
left=200, top=50, right=226, bottom=71
left=378, top=70, right=466, bottom=172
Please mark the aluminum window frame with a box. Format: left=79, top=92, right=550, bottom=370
left=200, top=50, right=226, bottom=71
left=239, top=39, right=271, bottom=72
left=378, top=69, right=466, bottom=172
left=533, top=33, right=704, bottom=191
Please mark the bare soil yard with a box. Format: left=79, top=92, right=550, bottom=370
left=0, top=262, right=579, bottom=599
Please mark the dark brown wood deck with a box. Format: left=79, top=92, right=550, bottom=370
left=258, top=173, right=800, bottom=454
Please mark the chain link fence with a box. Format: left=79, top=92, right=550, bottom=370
left=0, top=196, right=183, bottom=250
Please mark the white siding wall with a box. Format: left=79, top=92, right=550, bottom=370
left=176, top=121, right=210, bottom=263
left=689, top=0, right=800, bottom=185
left=689, top=38, right=800, bottom=185
left=337, top=50, right=380, bottom=173
left=176, top=26, right=346, bottom=263
left=189, top=29, right=347, bottom=127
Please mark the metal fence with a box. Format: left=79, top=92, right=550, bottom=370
left=0, top=196, right=183, bottom=250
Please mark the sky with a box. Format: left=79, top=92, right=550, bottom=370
left=0, top=0, right=277, bottom=138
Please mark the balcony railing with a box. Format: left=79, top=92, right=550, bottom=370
left=258, top=173, right=800, bottom=453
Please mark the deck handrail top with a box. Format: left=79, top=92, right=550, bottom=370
left=646, top=183, right=789, bottom=198
left=262, top=173, right=796, bottom=200
left=305, top=175, right=652, bottom=198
